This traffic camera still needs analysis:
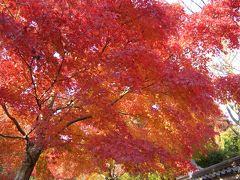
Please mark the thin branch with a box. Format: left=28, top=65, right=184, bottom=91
left=191, top=0, right=203, bottom=10
left=230, top=126, right=240, bottom=137
left=65, top=89, right=131, bottom=128
left=200, top=0, right=206, bottom=6
left=1, top=104, right=26, bottom=136
left=111, top=82, right=157, bottom=106
left=39, top=58, right=64, bottom=101
left=142, top=82, right=155, bottom=90
left=111, top=90, right=130, bottom=106
left=66, top=115, right=92, bottom=127
left=1, top=1, right=15, bottom=18
left=15, top=50, right=41, bottom=109
left=0, top=133, right=24, bottom=139
left=226, top=106, right=239, bottom=125
left=119, top=111, right=137, bottom=117
left=53, top=100, right=74, bottom=113
left=64, top=82, right=162, bottom=128
left=39, top=30, right=65, bottom=101
left=226, top=120, right=240, bottom=137
left=26, top=127, right=36, bottom=136
left=29, top=64, right=41, bottom=109
left=63, top=90, right=129, bottom=128
left=100, top=39, right=110, bottom=56
left=25, top=114, right=41, bottom=136
left=180, top=0, right=194, bottom=14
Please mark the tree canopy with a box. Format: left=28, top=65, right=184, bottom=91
left=0, top=0, right=240, bottom=179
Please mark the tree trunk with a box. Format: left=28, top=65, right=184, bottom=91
left=15, top=143, right=42, bottom=180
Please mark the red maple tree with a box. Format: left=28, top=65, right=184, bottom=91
left=0, top=0, right=239, bottom=179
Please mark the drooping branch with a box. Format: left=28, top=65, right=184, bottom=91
left=0, top=133, right=24, bottom=140
left=1, top=104, right=26, bottom=136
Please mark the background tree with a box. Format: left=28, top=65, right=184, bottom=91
left=194, top=126, right=240, bottom=168
left=0, top=0, right=240, bottom=179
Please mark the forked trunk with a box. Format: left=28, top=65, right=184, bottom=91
left=15, top=144, right=42, bottom=180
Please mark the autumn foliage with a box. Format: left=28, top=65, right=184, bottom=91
left=0, top=0, right=240, bottom=179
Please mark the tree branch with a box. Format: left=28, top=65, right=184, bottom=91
left=66, top=115, right=92, bottom=127
left=1, top=104, right=26, bottom=136
left=64, top=82, right=160, bottom=128
left=226, top=120, right=240, bottom=137
left=180, top=0, right=194, bottom=14
left=1, top=1, right=15, bottom=18
left=119, top=111, right=136, bottom=117
left=230, top=126, right=240, bottom=137
left=39, top=58, right=64, bottom=101
left=226, top=106, right=239, bottom=125
left=100, top=39, right=110, bottom=56
left=0, top=133, right=24, bottom=139
left=29, top=66, right=41, bottom=109
left=26, top=127, right=36, bottom=136
left=15, top=50, right=41, bottom=109
left=53, top=100, right=74, bottom=114
left=200, top=0, right=206, bottom=6
left=191, top=0, right=203, bottom=10
left=111, top=89, right=130, bottom=106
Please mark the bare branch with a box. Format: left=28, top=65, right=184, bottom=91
left=180, top=0, right=194, bottom=14
left=191, top=0, right=203, bottom=10
left=0, top=133, right=24, bottom=139
left=226, top=106, right=239, bottom=125
left=230, top=126, right=240, bottom=137
left=200, top=0, right=206, bottom=6
left=1, top=104, right=26, bottom=136
left=226, top=120, right=240, bottom=137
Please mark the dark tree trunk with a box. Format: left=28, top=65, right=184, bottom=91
left=15, top=143, right=42, bottom=180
